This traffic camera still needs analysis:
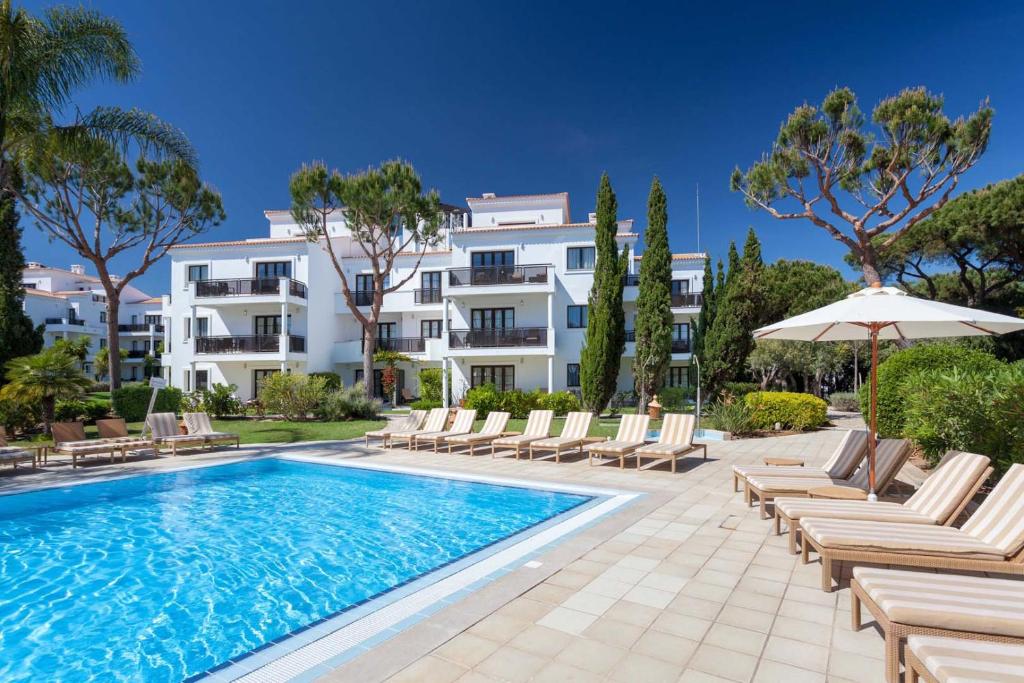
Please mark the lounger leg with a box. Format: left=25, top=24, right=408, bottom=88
left=734, top=473, right=740, bottom=492
left=773, top=512, right=781, bottom=536
left=821, top=555, right=833, bottom=592
left=744, top=482, right=752, bottom=506
left=672, top=454, right=676, bottom=474
left=801, top=535, right=810, bottom=565
left=851, top=590, right=862, bottom=630
left=759, top=494, right=768, bottom=520
left=905, top=661, right=918, bottom=683
left=588, top=449, right=593, bottom=467
left=885, top=630, right=900, bottom=683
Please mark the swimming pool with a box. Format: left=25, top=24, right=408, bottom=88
left=0, top=459, right=594, bottom=682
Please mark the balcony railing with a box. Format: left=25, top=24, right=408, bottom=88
left=194, top=334, right=306, bottom=354
left=671, top=339, right=691, bottom=353
left=118, top=323, right=164, bottom=333
left=45, top=317, right=85, bottom=326
left=194, top=278, right=308, bottom=299
left=362, top=337, right=426, bottom=353
left=125, top=350, right=149, bottom=359
left=622, top=274, right=641, bottom=287
left=449, top=327, right=548, bottom=349
left=671, top=292, right=704, bottom=308
left=353, top=290, right=375, bottom=306
left=448, top=265, right=549, bottom=287
left=625, top=330, right=636, bottom=341
left=414, top=288, right=443, bottom=304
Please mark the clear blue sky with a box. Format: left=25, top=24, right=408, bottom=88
left=18, top=0, right=1024, bottom=295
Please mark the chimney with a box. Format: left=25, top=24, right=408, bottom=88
left=482, top=192, right=496, bottom=199
left=69, top=264, right=86, bottom=275
left=588, top=212, right=597, bottom=223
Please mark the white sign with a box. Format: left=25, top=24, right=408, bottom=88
left=149, top=377, right=167, bottom=389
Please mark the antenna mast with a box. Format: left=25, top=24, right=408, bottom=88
left=696, top=182, right=701, bottom=253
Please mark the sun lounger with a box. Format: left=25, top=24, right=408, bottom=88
left=414, top=409, right=478, bottom=453
left=850, top=568, right=1024, bottom=682
left=801, top=463, right=1024, bottom=592
left=529, top=411, right=593, bottom=463
left=905, top=635, right=1024, bottom=683
left=363, top=410, right=426, bottom=448
left=387, top=408, right=448, bottom=449
left=634, top=413, right=706, bottom=473
left=744, top=438, right=911, bottom=519
left=51, top=421, right=149, bottom=468
left=588, top=414, right=650, bottom=469
left=0, top=426, right=38, bottom=469
left=145, top=413, right=206, bottom=456
left=183, top=413, right=241, bottom=449
left=491, top=410, right=553, bottom=459
left=445, top=411, right=510, bottom=455
left=773, top=451, right=992, bottom=553
left=732, top=428, right=869, bottom=492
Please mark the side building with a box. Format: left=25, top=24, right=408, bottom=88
left=21, top=263, right=166, bottom=382
left=159, top=192, right=704, bottom=401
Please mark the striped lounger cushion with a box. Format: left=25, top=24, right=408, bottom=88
left=593, top=415, right=649, bottom=453
left=733, top=429, right=868, bottom=480
left=907, top=635, right=1024, bottom=682
left=854, top=567, right=1024, bottom=637
left=366, top=411, right=425, bottom=438
left=533, top=412, right=591, bottom=448
left=448, top=412, right=510, bottom=444
left=801, top=519, right=1005, bottom=560
left=747, top=439, right=909, bottom=494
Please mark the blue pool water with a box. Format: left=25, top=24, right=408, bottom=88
left=0, top=459, right=591, bottom=682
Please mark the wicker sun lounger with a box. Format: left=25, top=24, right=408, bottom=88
left=51, top=421, right=150, bottom=468
left=364, top=410, right=426, bottom=448
left=801, top=463, right=1024, bottom=592
left=491, top=410, right=553, bottom=459
left=183, top=413, right=241, bottom=449
left=905, top=635, right=1024, bottom=683
left=588, top=414, right=649, bottom=469
left=744, top=438, right=911, bottom=519
left=635, top=413, right=706, bottom=473
left=388, top=408, right=448, bottom=450
left=850, top=567, right=1024, bottom=682
left=0, top=426, right=38, bottom=469
left=414, top=409, right=477, bottom=453
left=445, top=411, right=510, bottom=455
left=145, top=413, right=206, bottom=456
left=529, top=411, right=593, bottom=463
left=732, top=428, right=869, bottom=492
left=774, top=451, right=992, bottom=554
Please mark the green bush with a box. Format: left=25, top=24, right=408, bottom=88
left=722, top=381, right=759, bottom=399
left=745, top=391, right=828, bottom=431
left=199, top=383, right=243, bottom=418
left=309, top=372, right=342, bottom=392
left=316, top=382, right=381, bottom=420
left=865, top=342, right=1002, bottom=437
left=88, top=381, right=110, bottom=393
left=410, top=399, right=441, bottom=411
left=703, top=399, right=754, bottom=435
left=111, top=383, right=183, bottom=422
left=463, top=385, right=542, bottom=418
left=537, top=391, right=581, bottom=416
left=418, top=368, right=447, bottom=404
left=0, top=397, right=41, bottom=435
left=54, top=398, right=110, bottom=423
left=258, top=373, right=328, bottom=421
left=463, top=384, right=502, bottom=418
left=828, top=392, right=860, bottom=412
left=657, top=386, right=692, bottom=412
left=903, top=364, right=1024, bottom=477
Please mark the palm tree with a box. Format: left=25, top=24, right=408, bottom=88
left=1, top=347, right=92, bottom=434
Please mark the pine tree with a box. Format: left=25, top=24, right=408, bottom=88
left=0, top=173, right=42, bottom=382
left=691, top=255, right=714, bottom=363
left=633, top=177, right=673, bottom=413
left=580, top=173, right=626, bottom=414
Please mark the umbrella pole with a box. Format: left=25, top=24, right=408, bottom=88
left=867, top=326, right=879, bottom=502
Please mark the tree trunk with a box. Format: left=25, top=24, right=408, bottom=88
left=106, top=296, right=122, bottom=389
left=859, top=244, right=883, bottom=287
left=42, top=395, right=55, bottom=435
left=362, top=324, right=375, bottom=400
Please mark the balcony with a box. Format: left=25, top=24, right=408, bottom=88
left=362, top=337, right=427, bottom=353
left=448, top=265, right=549, bottom=287
left=625, top=330, right=635, bottom=341
left=449, top=327, right=548, bottom=349
left=671, top=292, right=703, bottom=308
left=125, top=350, right=149, bottom=359
left=671, top=339, right=691, bottom=354
left=353, top=290, right=375, bottom=307
left=414, top=288, right=442, bottom=304
left=118, top=323, right=164, bottom=333
left=45, top=317, right=85, bottom=326
left=194, top=334, right=306, bottom=354
left=623, top=274, right=641, bottom=287
left=194, top=278, right=308, bottom=299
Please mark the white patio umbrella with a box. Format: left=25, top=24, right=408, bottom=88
left=754, top=283, right=1024, bottom=501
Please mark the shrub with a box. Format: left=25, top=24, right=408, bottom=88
left=418, top=368, right=446, bottom=404
left=316, top=383, right=382, bottom=420
left=258, top=373, right=328, bottom=421
left=0, top=397, right=41, bottom=435
left=828, top=391, right=860, bottom=412
left=111, top=384, right=183, bottom=422
left=722, top=381, right=759, bottom=399
left=54, top=398, right=110, bottom=423
left=500, top=389, right=541, bottom=419
left=537, top=391, right=581, bottom=416
left=657, top=386, right=691, bottom=412
left=703, top=399, right=754, bottom=435
left=463, top=383, right=502, bottom=418
left=745, top=391, right=827, bottom=431
left=88, top=381, right=110, bottom=393
left=865, top=342, right=1002, bottom=438
left=309, top=372, right=342, bottom=392
left=903, top=364, right=1024, bottom=477
left=199, top=383, right=243, bottom=418
left=608, top=391, right=637, bottom=416
left=410, top=399, right=441, bottom=411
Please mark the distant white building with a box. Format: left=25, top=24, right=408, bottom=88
left=21, top=263, right=166, bottom=382
left=159, top=192, right=705, bottom=400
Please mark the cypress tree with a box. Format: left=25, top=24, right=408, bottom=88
left=692, top=255, right=714, bottom=363
left=633, top=177, right=673, bottom=412
left=0, top=171, right=43, bottom=383
left=580, top=173, right=626, bottom=414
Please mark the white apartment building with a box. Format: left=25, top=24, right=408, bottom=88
left=159, top=192, right=704, bottom=401
left=21, top=263, right=166, bottom=382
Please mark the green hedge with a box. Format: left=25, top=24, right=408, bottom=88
left=745, top=391, right=827, bottom=431
left=863, top=343, right=1002, bottom=437
left=537, top=391, right=581, bottom=416
left=54, top=398, right=111, bottom=424
left=111, top=384, right=183, bottom=422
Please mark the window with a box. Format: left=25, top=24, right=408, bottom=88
left=667, top=366, right=689, bottom=388
left=130, top=366, right=138, bottom=381
left=471, top=365, right=515, bottom=392
left=567, top=246, right=595, bottom=270
left=355, top=274, right=374, bottom=292
left=567, top=305, right=588, bottom=328
left=673, top=322, right=689, bottom=341
left=253, top=369, right=278, bottom=399
left=471, top=251, right=514, bottom=267
left=421, top=319, right=442, bottom=338
left=131, top=340, right=139, bottom=351
left=254, top=315, right=282, bottom=336
left=99, top=338, right=107, bottom=349
left=187, top=265, right=208, bottom=282
left=144, top=341, right=151, bottom=353
left=196, top=318, right=209, bottom=337
left=100, top=311, right=106, bottom=323
left=471, top=308, right=514, bottom=329
left=567, top=363, right=581, bottom=388
left=145, top=315, right=161, bottom=325
left=183, top=369, right=191, bottom=392
left=421, top=271, right=441, bottom=291
left=183, top=318, right=190, bottom=341
left=671, top=279, right=690, bottom=295
left=255, top=261, right=291, bottom=278
left=354, top=369, right=386, bottom=398
left=377, top=322, right=396, bottom=339
left=195, top=369, right=209, bottom=391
